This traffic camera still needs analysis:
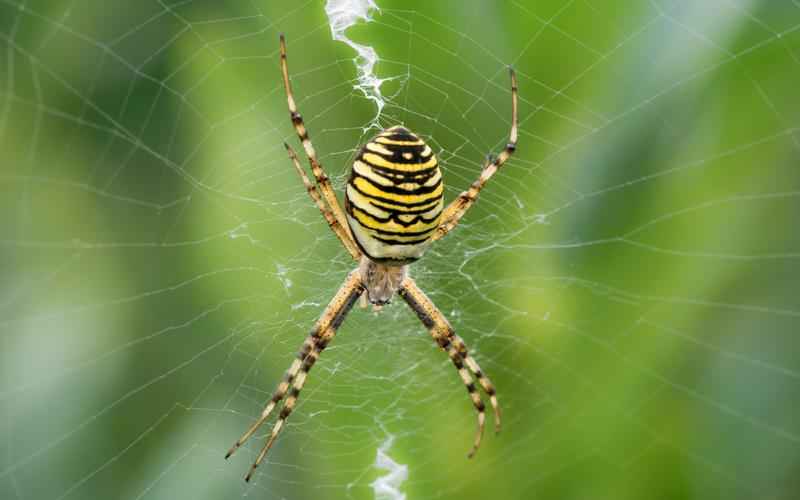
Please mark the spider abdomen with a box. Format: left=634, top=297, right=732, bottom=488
left=345, top=126, right=443, bottom=265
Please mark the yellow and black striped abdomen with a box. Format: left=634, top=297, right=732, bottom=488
left=345, top=126, right=443, bottom=265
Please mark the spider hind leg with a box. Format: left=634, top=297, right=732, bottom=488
left=398, top=276, right=501, bottom=456
left=225, top=269, right=364, bottom=482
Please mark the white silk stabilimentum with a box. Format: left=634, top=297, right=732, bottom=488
left=325, top=0, right=386, bottom=124
left=370, top=435, right=408, bottom=500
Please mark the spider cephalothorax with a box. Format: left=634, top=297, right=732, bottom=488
left=225, top=34, right=518, bottom=482
left=359, top=257, right=407, bottom=305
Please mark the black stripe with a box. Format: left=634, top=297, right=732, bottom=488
left=361, top=160, right=440, bottom=184
left=349, top=204, right=441, bottom=228
left=348, top=181, right=443, bottom=208
left=360, top=165, right=438, bottom=185
left=352, top=223, right=436, bottom=240
left=352, top=172, right=441, bottom=196
left=367, top=140, right=423, bottom=151
left=362, top=143, right=431, bottom=166
left=370, top=198, right=441, bottom=215
left=348, top=231, right=420, bottom=265
left=349, top=209, right=437, bottom=237
left=379, top=128, right=419, bottom=141
left=371, top=234, right=431, bottom=246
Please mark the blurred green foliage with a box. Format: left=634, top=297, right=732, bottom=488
left=1, top=1, right=799, bottom=499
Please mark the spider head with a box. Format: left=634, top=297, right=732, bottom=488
left=359, top=257, right=408, bottom=306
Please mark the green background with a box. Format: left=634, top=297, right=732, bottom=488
left=1, top=1, right=799, bottom=499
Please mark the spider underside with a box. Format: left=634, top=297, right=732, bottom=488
left=225, top=34, right=518, bottom=482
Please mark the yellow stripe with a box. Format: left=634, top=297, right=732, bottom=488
left=347, top=185, right=442, bottom=214
left=419, top=202, right=444, bottom=219
left=361, top=188, right=443, bottom=213
left=352, top=177, right=443, bottom=205
left=421, top=170, right=442, bottom=187
left=346, top=186, right=392, bottom=219
left=374, top=137, right=424, bottom=146
left=350, top=206, right=440, bottom=235
left=365, top=142, right=395, bottom=156
left=362, top=152, right=437, bottom=172
left=353, top=161, right=442, bottom=192
left=353, top=161, right=393, bottom=187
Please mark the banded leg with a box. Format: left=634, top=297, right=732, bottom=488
left=432, top=67, right=519, bottom=242
left=442, top=336, right=486, bottom=457
left=449, top=333, right=501, bottom=433
left=244, top=333, right=331, bottom=482
left=279, top=34, right=354, bottom=244
left=284, top=143, right=361, bottom=260
left=398, top=277, right=501, bottom=457
left=399, top=277, right=501, bottom=432
left=226, top=269, right=365, bottom=480
left=224, top=335, right=316, bottom=460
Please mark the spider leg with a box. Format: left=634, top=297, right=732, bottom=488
left=432, top=67, right=518, bottom=242
left=224, top=335, right=315, bottom=459
left=244, top=329, right=331, bottom=482
left=446, top=335, right=500, bottom=430
left=279, top=34, right=355, bottom=247
left=398, top=277, right=501, bottom=457
left=446, top=338, right=486, bottom=458
left=284, top=142, right=361, bottom=260
left=225, top=269, right=365, bottom=481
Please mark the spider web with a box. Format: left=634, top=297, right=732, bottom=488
left=1, top=1, right=800, bottom=499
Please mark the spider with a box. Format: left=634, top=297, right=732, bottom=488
left=225, top=34, right=518, bottom=482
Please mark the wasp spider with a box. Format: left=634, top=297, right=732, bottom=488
left=226, top=34, right=518, bottom=482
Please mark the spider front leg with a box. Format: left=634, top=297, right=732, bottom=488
left=432, top=67, right=518, bottom=242
left=284, top=142, right=361, bottom=260
left=279, top=34, right=356, bottom=252
left=226, top=269, right=365, bottom=481
left=398, top=277, right=501, bottom=457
